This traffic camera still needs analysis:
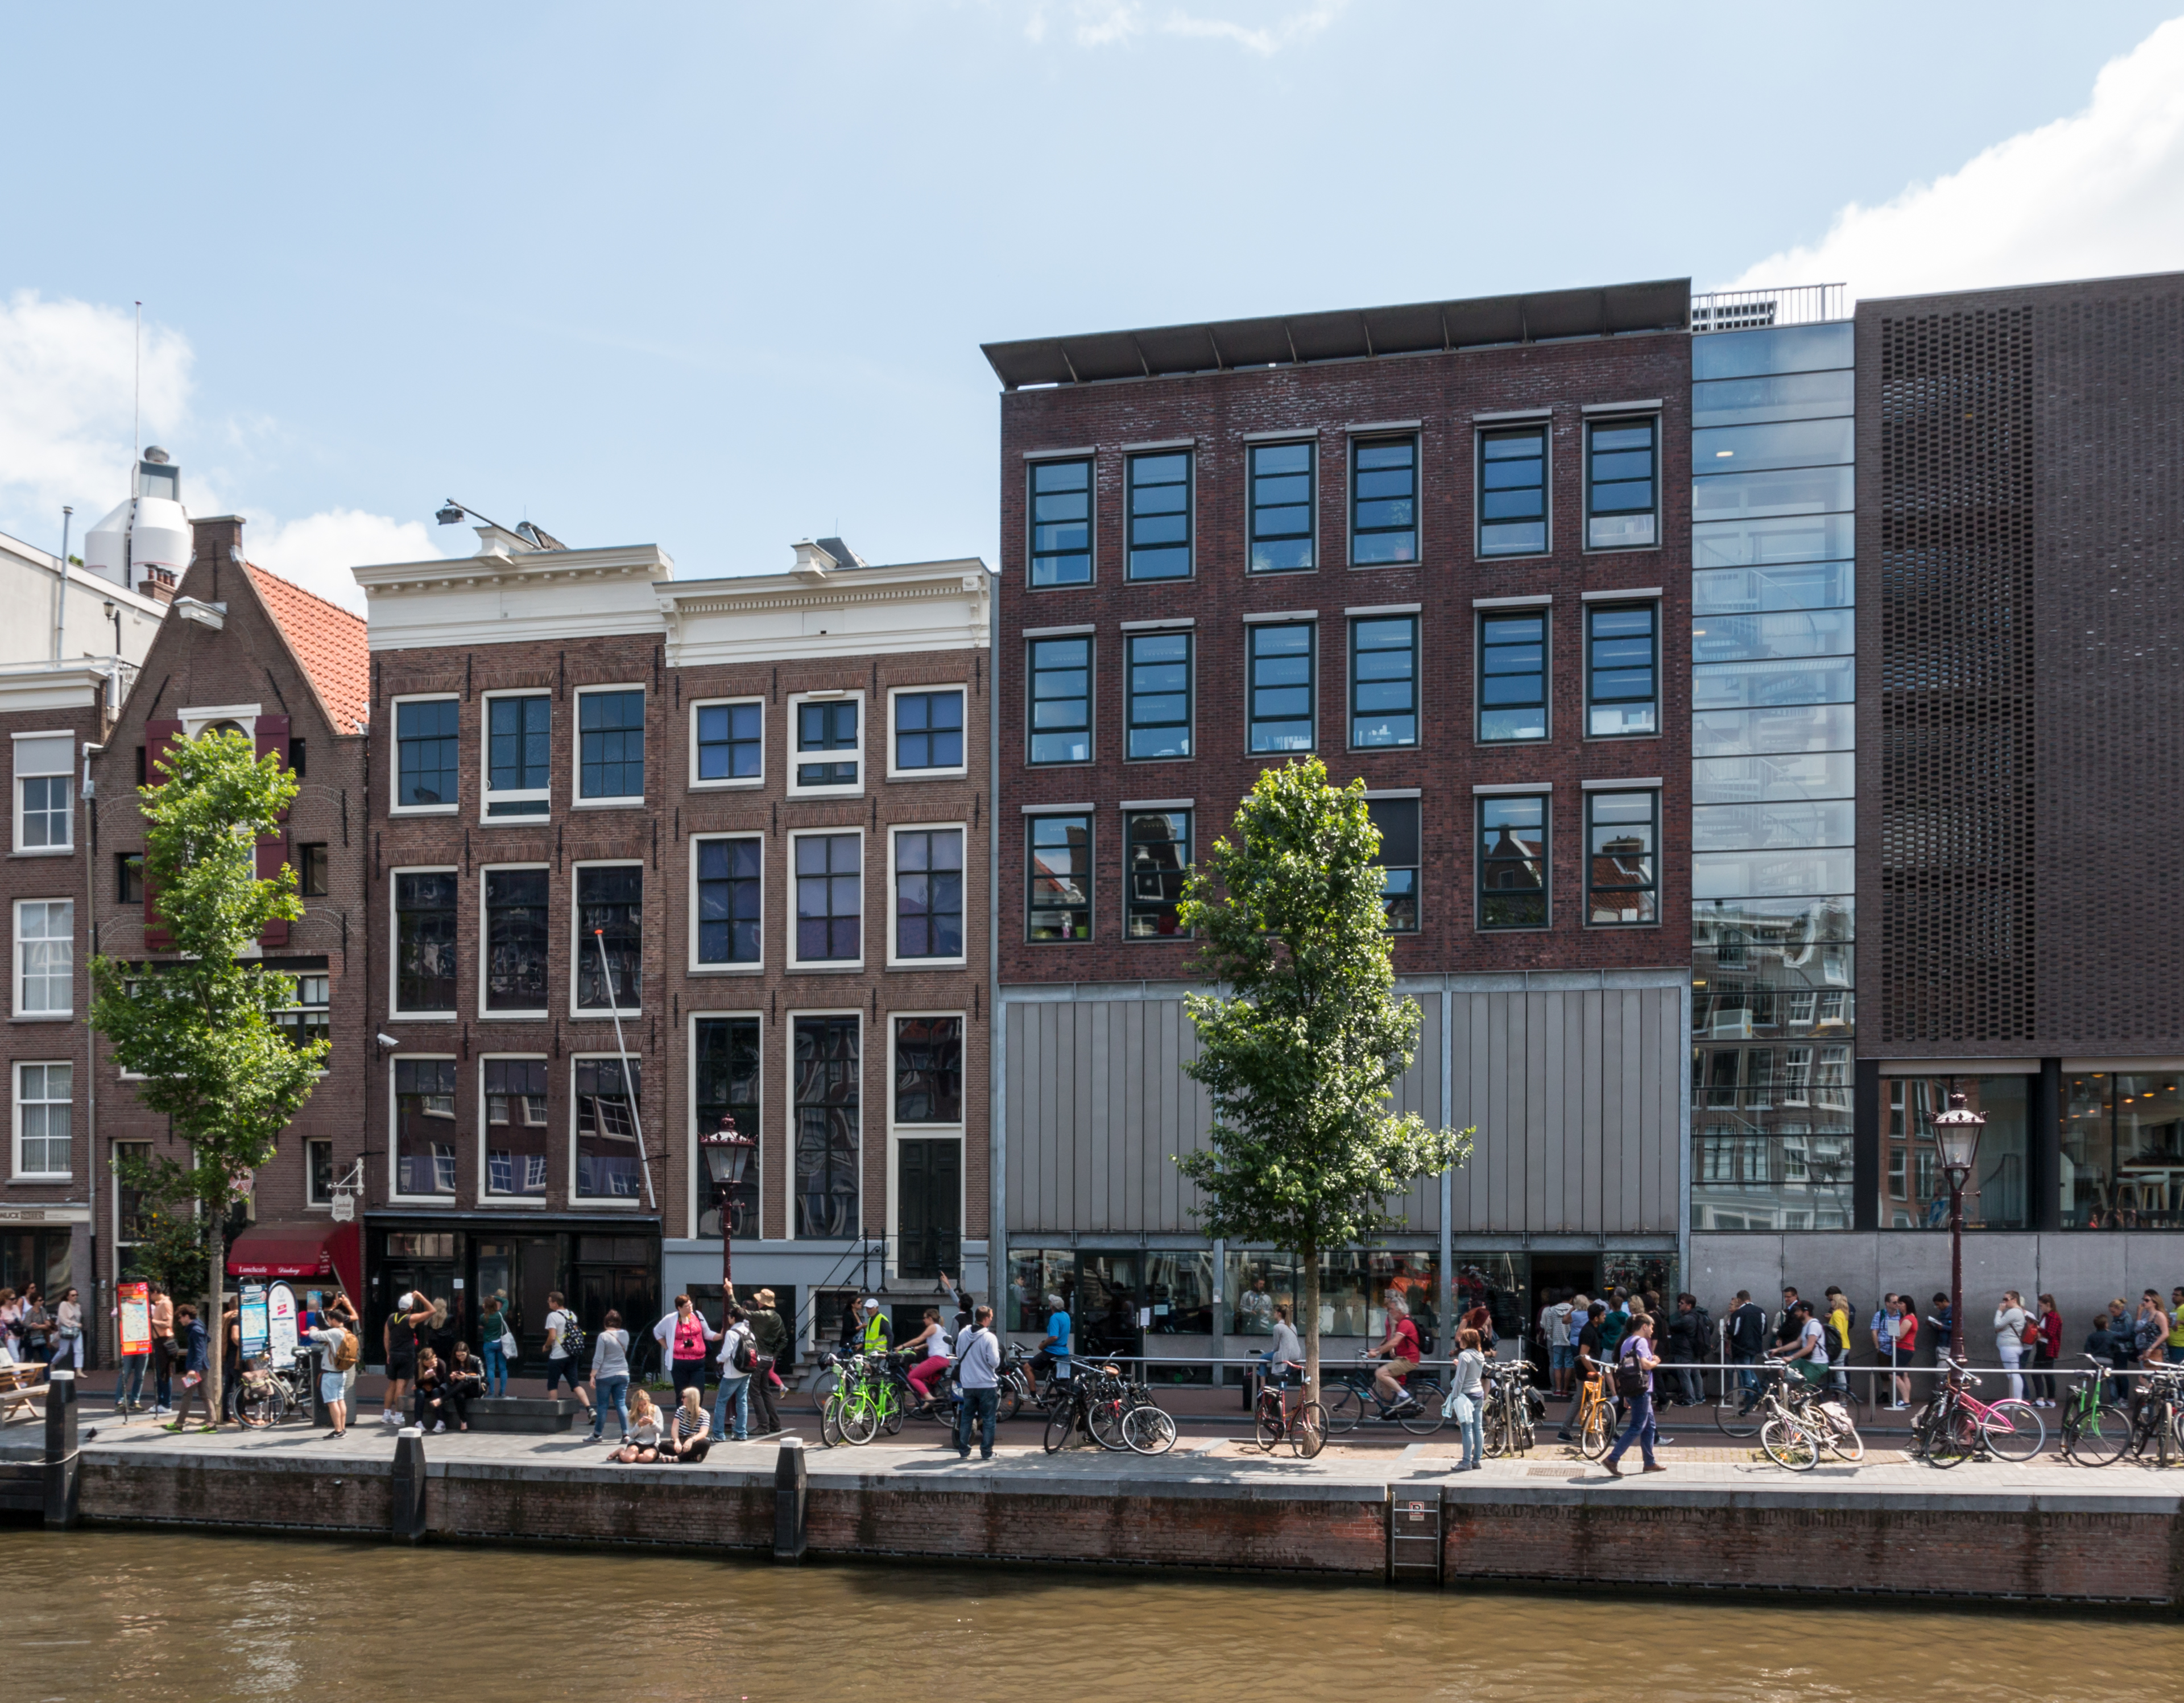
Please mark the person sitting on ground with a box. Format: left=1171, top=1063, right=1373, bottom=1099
left=412, top=1347, right=452, bottom=1432
left=663, top=1386, right=713, bottom=1463
left=899, top=1308, right=955, bottom=1409
left=1368, top=1295, right=1423, bottom=1412
left=614, top=1388, right=663, bottom=1463
left=444, top=1344, right=485, bottom=1432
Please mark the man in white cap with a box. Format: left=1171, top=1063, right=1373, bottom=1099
left=382, top=1291, right=431, bottom=1427
left=855, top=1297, right=892, bottom=1357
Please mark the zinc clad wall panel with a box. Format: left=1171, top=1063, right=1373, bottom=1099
left=1635, top=989, right=1660, bottom=1231
left=1656, top=987, right=1680, bottom=1233
left=1533, top=993, right=1561, bottom=1235
left=1392, top=998, right=1435, bottom=1230
left=1006, top=1002, right=1028, bottom=1229
left=1087, top=1001, right=1112, bottom=1234
left=1455, top=994, right=1488, bottom=1231
left=1521, top=991, right=1549, bottom=1235
left=1583, top=990, right=1607, bottom=1235
left=1157, top=1000, right=1184, bottom=1231
left=1062, top=1003, right=1089, bottom=1234
left=1485, top=994, right=1512, bottom=1234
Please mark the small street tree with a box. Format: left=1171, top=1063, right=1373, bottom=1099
left=1174, top=758, right=1473, bottom=1412
left=89, top=729, right=325, bottom=1420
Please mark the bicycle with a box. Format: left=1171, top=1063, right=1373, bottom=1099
left=1563, top=1373, right=1614, bottom=1459
left=2119, top=1366, right=2184, bottom=1468
left=1909, top=1356, right=2045, bottom=1466
left=2057, top=1355, right=2132, bottom=1466
left=819, top=1351, right=901, bottom=1446
left=1479, top=1358, right=1537, bottom=1458
left=1751, top=1361, right=1864, bottom=1470
left=1043, top=1361, right=1126, bottom=1453
left=1253, top=1362, right=1327, bottom=1459
left=1325, top=1356, right=1446, bottom=1436
left=232, top=1354, right=312, bottom=1429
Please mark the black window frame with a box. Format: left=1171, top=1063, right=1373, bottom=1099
left=692, top=1017, right=760, bottom=1236
left=1125, top=449, right=1193, bottom=581
left=573, top=862, right=643, bottom=1012
left=484, top=693, right=552, bottom=817
left=693, top=698, right=763, bottom=785
left=894, top=1014, right=963, bottom=1125
left=1248, top=439, right=1316, bottom=573
left=1025, top=813, right=1091, bottom=943
left=892, top=688, right=965, bottom=774
left=1477, top=793, right=1549, bottom=931
left=393, top=870, right=459, bottom=1014
left=1028, top=456, right=1094, bottom=588
left=1246, top=621, right=1316, bottom=754
left=1349, top=615, right=1418, bottom=749
left=1349, top=435, right=1419, bottom=566
left=793, top=697, right=861, bottom=791
left=1584, top=414, right=1660, bottom=551
left=1124, top=630, right=1192, bottom=762
left=892, top=826, right=965, bottom=962
left=792, top=1014, right=861, bottom=1238
left=1027, top=636, right=1092, bottom=766
left=482, top=1056, right=551, bottom=1198
left=394, top=697, right=461, bottom=811
left=1585, top=601, right=1659, bottom=738
left=576, top=687, right=646, bottom=803
left=1585, top=788, right=1659, bottom=928
left=1477, top=423, right=1548, bottom=557
left=1124, top=808, right=1190, bottom=940
left=483, top=865, right=551, bottom=1014
left=115, top=851, right=143, bottom=904
left=1368, top=796, right=1421, bottom=933
left=792, top=830, right=862, bottom=965
left=298, top=842, right=330, bottom=898
left=1478, top=609, right=1549, bottom=743
left=694, top=834, right=762, bottom=966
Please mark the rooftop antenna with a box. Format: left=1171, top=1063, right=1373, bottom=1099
left=132, top=301, right=142, bottom=476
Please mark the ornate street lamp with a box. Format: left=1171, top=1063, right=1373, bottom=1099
left=699, top=1114, right=758, bottom=1299
left=1930, top=1090, right=1986, bottom=1363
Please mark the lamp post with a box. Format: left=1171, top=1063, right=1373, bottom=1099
left=1930, top=1090, right=1986, bottom=1363
left=699, top=1114, right=758, bottom=1300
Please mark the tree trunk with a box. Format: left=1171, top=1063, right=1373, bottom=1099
left=1300, top=1242, right=1320, bottom=1421
left=206, top=1212, right=225, bottom=1427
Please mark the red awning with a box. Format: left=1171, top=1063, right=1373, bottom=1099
left=226, top=1221, right=362, bottom=1299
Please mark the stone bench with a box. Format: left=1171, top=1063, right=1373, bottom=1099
left=464, top=1396, right=578, bottom=1435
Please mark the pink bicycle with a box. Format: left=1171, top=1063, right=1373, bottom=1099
left=1912, top=1354, right=2046, bottom=1466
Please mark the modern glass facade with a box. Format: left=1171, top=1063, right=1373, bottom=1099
left=1688, top=316, right=1856, bottom=1231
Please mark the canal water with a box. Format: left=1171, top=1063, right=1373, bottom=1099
left=3, top=1527, right=2177, bottom=1701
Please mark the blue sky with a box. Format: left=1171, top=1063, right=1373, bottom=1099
left=4, top=2, right=2182, bottom=609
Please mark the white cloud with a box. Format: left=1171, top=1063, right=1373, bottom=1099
left=1018, top=0, right=1350, bottom=55
left=1724, top=16, right=2184, bottom=299
left=244, top=509, right=443, bottom=617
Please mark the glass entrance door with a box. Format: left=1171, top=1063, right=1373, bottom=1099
left=1075, top=1253, right=1141, bottom=1362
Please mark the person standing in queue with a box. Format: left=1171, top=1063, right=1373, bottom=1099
left=714, top=1304, right=755, bottom=1444
left=147, top=1283, right=176, bottom=1417
left=954, top=1305, right=1002, bottom=1462
left=588, top=1309, right=634, bottom=1445
left=1726, top=1290, right=1768, bottom=1412
left=743, top=1288, right=788, bottom=1436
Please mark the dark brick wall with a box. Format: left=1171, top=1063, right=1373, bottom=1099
left=995, top=332, right=1691, bottom=987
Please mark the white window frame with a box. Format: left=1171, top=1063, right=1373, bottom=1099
left=387, top=1052, right=460, bottom=1203
left=478, top=1052, right=552, bottom=1206
left=785, top=1007, right=862, bottom=1242
left=885, top=820, right=969, bottom=969
left=689, top=833, right=764, bottom=974
left=569, top=1051, right=646, bottom=1208
left=176, top=703, right=262, bottom=741
left=786, top=826, right=866, bottom=972
left=686, top=1008, right=764, bottom=1241
left=13, top=1060, right=73, bottom=1180
left=13, top=898, right=73, bottom=1018
left=478, top=862, right=553, bottom=1021
left=688, top=695, right=766, bottom=792
left=785, top=689, right=865, bottom=799
left=304, top=1136, right=335, bottom=1209
left=388, top=865, right=460, bottom=1022
left=274, top=970, right=332, bottom=1072
left=570, top=858, right=644, bottom=1019
left=571, top=682, right=647, bottom=809
left=884, top=1011, right=966, bottom=1268
left=885, top=683, right=969, bottom=782
left=479, top=688, right=553, bottom=824
left=389, top=693, right=462, bottom=816
left=12, top=730, right=75, bottom=854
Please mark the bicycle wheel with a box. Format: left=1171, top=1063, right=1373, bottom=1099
left=1254, top=1394, right=1284, bottom=1453
left=806, top=1365, right=840, bottom=1415
left=1482, top=1404, right=1509, bottom=1458
left=1713, top=1388, right=1761, bottom=1440
left=2063, top=1403, right=2132, bottom=1467
left=1399, top=1380, right=1445, bottom=1436
left=839, top=1394, right=880, bottom=1445
left=1086, top=1398, right=1129, bottom=1450
left=1291, top=1402, right=1327, bottom=1460
left=996, top=1378, right=1023, bottom=1424
left=818, top=1395, right=845, bottom=1448
left=1579, top=1402, right=1611, bottom=1460
left=1823, top=1414, right=1865, bottom=1463
left=1980, top=1399, right=2045, bottom=1462
left=235, top=1383, right=283, bottom=1431
left=1324, top=1385, right=1363, bottom=1435
left=1122, top=1404, right=1177, bottom=1456
left=880, top=1386, right=905, bottom=1437
left=1926, top=1408, right=1977, bottom=1468
left=1043, top=1408, right=1074, bottom=1454
left=1761, top=1416, right=1818, bottom=1471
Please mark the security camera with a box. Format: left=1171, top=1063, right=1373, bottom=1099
left=377, top=1033, right=400, bottom=1049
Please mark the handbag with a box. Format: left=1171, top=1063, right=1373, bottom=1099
left=499, top=1328, right=519, bottom=1357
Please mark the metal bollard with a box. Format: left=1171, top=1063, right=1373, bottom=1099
left=44, top=1367, right=80, bottom=1530
left=772, top=1437, right=807, bottom=1563
left=391, top=1427, right=428, bottom=1543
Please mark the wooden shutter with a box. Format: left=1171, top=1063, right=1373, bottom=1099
left=140, top=720, right=183, bottom=950
left=254, top=716, right=292, bottom=945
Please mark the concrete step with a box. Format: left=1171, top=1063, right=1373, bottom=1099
left=465, top=1396, right=577, bottom=1435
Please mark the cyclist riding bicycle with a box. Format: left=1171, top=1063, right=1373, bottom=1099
left=1263, top=1303, right=1302, bottom=1383
left=1368, top=1295, right=1424, bottom=1412
left=1031, top=1292, right=1072, bottom=1385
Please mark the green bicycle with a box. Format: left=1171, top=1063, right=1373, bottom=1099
left=2058, top=1355, right=2132, bottom=1466
left=820, top=1351, right=903, bottom=1446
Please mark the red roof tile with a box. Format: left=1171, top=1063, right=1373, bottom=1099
left=246, top=565, right=370, bottom=734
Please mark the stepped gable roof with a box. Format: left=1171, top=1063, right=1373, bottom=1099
left=245, top=564, right=370, bottom=733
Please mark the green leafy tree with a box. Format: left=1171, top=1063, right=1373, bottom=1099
left=1174, top=758, right=1473, bottom=1409
left=89, top=729, right=326, bottom=1416
left=110, top=1151, right=212, bottom=1301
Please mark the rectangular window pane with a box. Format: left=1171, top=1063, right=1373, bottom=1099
left=1691, top=561, right=1854, bottom=615
left=794, top=833, right=862, bottom=962
left=1693, top=655, right=1854, bottom=711
left=1693, top=512, right=1856, bottom=570
left=895, top=1015, right=963, bottom=1123
left=1029, top=458, right=1092, bottom=588
left=484, top=868, right=550, bottom=1011
left=793, top=1016, right=859, bottom=1238
left=1478, top=425, right=1546, bottom=555
left=1126, top=809, right=1189, bottom=939
left=486, top=695, right=551, bottom=815
left=15, top=899, right=72, bottom=1014
left=795, top=700, right=859, bottom=788
left=1478, top=795, right=1546, bottom=929
left=1247, top=623, right=1315, bottom=753
left=1126, top=632, right=1192, bottom=760
left=574, top=1057, right=643, bottom=1200
left=1587, top=791, right=1658, bottom=925
left=117, top=852, right=144, bottom=904
left=575, top=865, right=642, bottom=1008
left=1248, top=440, right=1313, bottom=572
left=1586, top=417, right=1657, bottom=549
left=16, top=1063, right=71, bottom=1174
left=894, top=690, right=964, bottom=771
left=1691, top=321, right=1853, bottom=381
left=1691, top=368, right=1855, bottom=428
left=274, top=973, right=331, bottom=1051
left=1027, top=814, right=1091, bottom=942
left=1692, top=464, right=1854, bottom=523
left=19, top=772, right=71, bottom=849
left=696, top=701, right=763, bottom=782
left=1690, top=752, right=1856, bottom=806
left=1127, top=451, right=1191, bottom=580
left=1693, top=848, right=1855, bottom=900
left=696, top=837, right=762, bottom=964
left=1693, top=418, right=1855, bottom=474
left=1029, top=637, right=1091, bottom=765
left=1691, top=800, right=1855, bottom=852
left=894, top=828, right=963, bottom=960
left=300, top=843, right=330, bottom=898
left=1693, top=609, right=1855, bottom=665
left=1479, top=613, right=1546, bottom=742
left=1350, top=437, right=1417, bottom=564
left=397, top=698, right=461, bottom=807
left=1586, top=604, right=1657, bottom=737
left=693, top=1018, right=760, bottom=1237
left=1692, top=704, right=1857, bottom=758
left=1368, top=797, right=1420, bottom=932
left=1350, top=617, right=1417, bottom=747
left=483, top=1058, right=549, bottom=1196
left=395, top=873, right=458, bottom=1012
left=394, top=1057, right=458, bottom=1196
left=577, top=689, right=645, bottom=800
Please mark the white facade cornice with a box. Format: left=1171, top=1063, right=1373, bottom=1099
left=0, top=660, right=127, bottom=714
left=659, top=559, right=991, bottom=669
left=354, top=544, right=677, bottom=653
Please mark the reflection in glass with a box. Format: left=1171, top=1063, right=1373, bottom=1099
left=2062, top=1072, right=2184, bottom=1230
left=1692, top=464, right=1854, bottom=522
left=1693, top=560, right=1854, bottom=615
left=1691, top=752, right=1856, bottom=806
left=1693, top=609, right=1855, bottom=664
left=1691, top=367, right=1855, bottom=427
left=1883, top=1075, right=2029, bottom=1230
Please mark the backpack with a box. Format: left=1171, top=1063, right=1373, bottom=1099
left=555, top=1312, right=586, bottom=1362
left=1612, top=1340, right=1647, bottom=1400
left=332, top=1330, right=359, bottom=1372
left=2020, top=1314, right=2041, bottom=1349
left=731, top=1330, right=757, bottom=1374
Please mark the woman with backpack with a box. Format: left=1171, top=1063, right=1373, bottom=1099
left=304, top=1315, right=357, bottom=1438
left=1601, top=1313, right=1666, bottom=1478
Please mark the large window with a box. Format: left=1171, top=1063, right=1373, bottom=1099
left=1028, top=637, right=1091, bottom=765
left=1125, top=809, right=1189, bottom=939
left=895, top=1016, right=962, bottom=1282
left=1877, top=1074, right=2027, bottom=1231
left=793, top=832, right=862, bottom=964
left=1247, top=623, right=1315, bottom=753
left=1479, top=611, right=1548, bottom=742
left=1586, top=416, right=1658, bottom=549
left=892, top=828, right=963, bottom=961
left=573, top=1057, right=643, bottom=1200
left=1126, top=631, right=1191, bottom=760
left=14, top=734, right=72, bottom=850
left=793, top=697, right=861, bottom=791
left=274, top=973, right=331, bottom=1050
left=1350, top=436, right=1417, bottom=565
left=2060, top=1072, right=2179, bottom=1230
left=693, top=1017, right=760, bottom=1237
left=1586, top=790, right=1658, bottom=925
left=393, top=1057, right=458, bottom=1197
left=576, top=688, right=645, bottom=803
left=299, top=843, right=330, bottom=898
left=793, top=1015, right=860, bottom=1238
left=1126, top=451, right=1192, bottom=580
left=1586, top=604, right=1657, bottom=737
left=1478, top=795, right=1546, bottom=928
left=485, top=694, right=551, bottom=817
left=892, top=689, right=964, bottom=775
left=394, top=872, right=458, bottom=1014
left=574, top=865, right=642, bottom=1011
left=693, top=700, right=762, bottom=785
left=1027, top=814, right=1090, bottom=942
left=483, top=1058, right=549, bottom=1197
left=1368, top=797, right=1420, bottom=932
left=1028, top=457, right=1093, bottom=588
left=1350, top=616, right=1417, bottom=748
left=483, top=867, right=550, bottom=1013
left=895, top=1015, right=963, bottom=1124
left=1478, top=425, right=1547, bottom=556
left=694, top=837, right=762, bottom=966
left=14, top=1063, right=71, bottom=1177
left=1248, top=440, right=1313, bottom=572
left=306, top=1138, right=334, bottom=1205
left=14, top=899, right=71, bottom=1016
left=395, top=698, right=460, bottom=809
